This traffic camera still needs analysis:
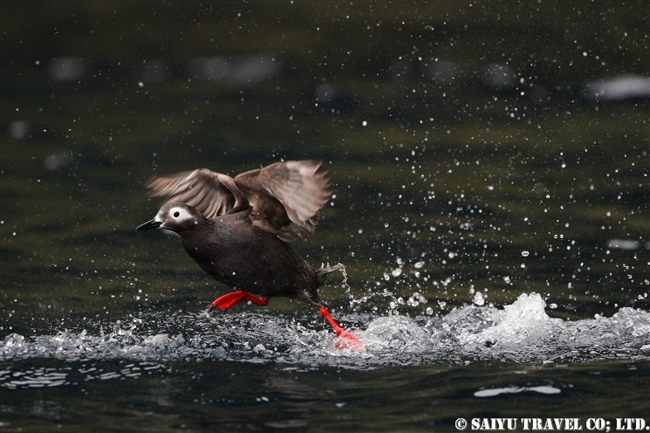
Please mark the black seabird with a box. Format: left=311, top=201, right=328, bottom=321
left=136, top=160, right=363, bottom=350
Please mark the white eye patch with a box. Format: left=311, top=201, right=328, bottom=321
left=167, top=206, right=193, bottom=222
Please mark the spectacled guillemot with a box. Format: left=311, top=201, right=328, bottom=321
left=136, top=160, right=363, bottom=349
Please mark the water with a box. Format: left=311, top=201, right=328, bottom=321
left=4, top=293, right=650, bottom=368
left=3, top=295, right=650, bottom=431
left=2, top=2, right=649, bottom=431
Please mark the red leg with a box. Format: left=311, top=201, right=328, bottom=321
left=210, top=291, right=268, bottom=312
left=319, top=307, right=365, bottom=351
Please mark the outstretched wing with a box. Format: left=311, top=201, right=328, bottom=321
left=145, top=168, right=247, bottom=219
left=234, top=160, right=332, bottom=241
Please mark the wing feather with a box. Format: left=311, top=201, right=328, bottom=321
left=145, top=161, right=333, bottom=242
left=234, top=160, right=332, bottom=241
left=145, top=168, right=244, bottom=219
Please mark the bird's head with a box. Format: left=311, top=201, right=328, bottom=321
left=136, top=202, right=204, bottom=233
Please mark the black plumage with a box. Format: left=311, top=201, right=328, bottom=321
left=136, top=160, right=362, bottom=348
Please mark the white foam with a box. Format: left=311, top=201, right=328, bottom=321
left=2, top=293, right=649, bottom=370
left=474, top=385, right=561, bottom=398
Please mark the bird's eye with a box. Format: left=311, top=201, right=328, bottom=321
left=173, top=211, right=180, bottom=218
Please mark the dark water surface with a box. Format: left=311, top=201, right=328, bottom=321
left=2, top=2, right=649, bottom=432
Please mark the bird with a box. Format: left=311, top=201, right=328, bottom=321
left=136, top=160, right=363, bottom=350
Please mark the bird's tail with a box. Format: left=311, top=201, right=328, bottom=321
left=317, top=262, right=344, bottom=285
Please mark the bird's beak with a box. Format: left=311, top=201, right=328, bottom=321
left=136, top=218, right=162, bottom=231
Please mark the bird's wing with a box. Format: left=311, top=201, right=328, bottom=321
left=145, top=168, right=248, bottom=219
left=234, top=160, right=332, bottom=242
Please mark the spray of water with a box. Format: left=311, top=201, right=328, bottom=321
left=3, top=293, right=649, bottom=377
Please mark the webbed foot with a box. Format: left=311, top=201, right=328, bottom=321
left=210, top=291, right=268, bottom=312
left=319, top=307, right=365, bottom=351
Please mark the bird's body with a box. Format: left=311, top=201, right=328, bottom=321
left=177, top=206, right=332, bottom=306
left=136, top=160, right=362, bottom=349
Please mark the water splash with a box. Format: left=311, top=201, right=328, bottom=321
left=2, top=293, right=649, bottom=376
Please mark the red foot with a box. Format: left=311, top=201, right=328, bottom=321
left=210, top=291, right=268, bottom=312
left=319, top=307, right=365, bottom=351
